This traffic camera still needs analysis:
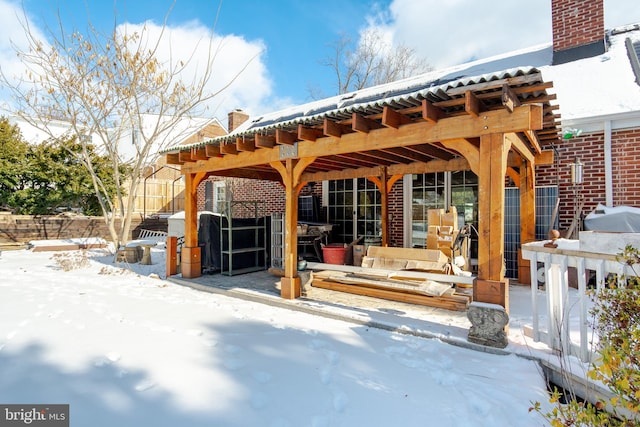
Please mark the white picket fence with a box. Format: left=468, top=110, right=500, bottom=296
left=521, top=240, right=638, bottom=362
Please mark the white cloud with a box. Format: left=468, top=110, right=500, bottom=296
left=117, top=20, right=276, bottom=121
left=0, top=0, right=277, bottom=123
left=370, top=0, right=550, bottom=69
left=0, top=0, right=50, bottom=105
left=365, top=0, right=640, bottom=70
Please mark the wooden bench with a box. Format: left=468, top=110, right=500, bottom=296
left=135, top=229, right=168, bottom=245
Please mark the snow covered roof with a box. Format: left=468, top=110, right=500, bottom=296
left=163, top=62, right=558, bottom=154
left=543, top=23, right=640, bottom=124
left=232, top=66, right=544, bottom=133
left=164, top=21, right=640, bottom=154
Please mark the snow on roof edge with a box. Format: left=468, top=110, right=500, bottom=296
left=161, top=64, right=543, bottom=153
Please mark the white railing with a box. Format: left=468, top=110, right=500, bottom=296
left=521, top=240, right=638, bottom=362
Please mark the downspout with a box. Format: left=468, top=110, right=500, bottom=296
left=604, top=120, right=613, bottom=207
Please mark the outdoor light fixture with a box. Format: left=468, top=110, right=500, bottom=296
left=570, top=158, right=584, bottom=185
left=568, top=158, right=585, bottom=239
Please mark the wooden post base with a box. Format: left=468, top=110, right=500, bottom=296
left=280, top=276, right=301, bottom=299
left=473, top=278, right=509, bottom=310
left=517, top=251, right=531, bottom=286
left=181, top=246, right=201, bottom=279
left=166, top=236, right=178, bottom=277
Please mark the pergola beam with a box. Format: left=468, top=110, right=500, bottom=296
left=276, top=129, right=297, bottom=145
left=353, top=112, right=383, bottom=133
left=181, top=104, right=543, bottom=175
left=440, top=138, right=480, bottom=175
left=422, top=100, right=445, bottom=123
left=256, top=134, right=276, bottom=148
left=301, top=157, right=472, bottom=183
left=298, top=124, right=324, bottom=141
left=465, top=90, right=482, bottom=117
left=236, top=137, right=255, bottom=152
left=505, top=132, right=535, bottom=164
left=382, top=106, right=413, bottom=128
left=323, top=119, right=350, bottom=137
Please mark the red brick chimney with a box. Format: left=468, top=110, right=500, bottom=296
left=552, top=0, right=606, bottom=64
left=228, top=109, right=249, bottom=132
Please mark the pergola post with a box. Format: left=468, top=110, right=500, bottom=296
left=518, top=160, right=536, bottom=285
left=271, top=157, right=316, bottom=299
left=368, top=167, right=394, bottom=246
left=475, top=133, right=510, bottom=308
left=469, top=132, right=512, bottom=348
left=181, top=172, right=206, bottom=279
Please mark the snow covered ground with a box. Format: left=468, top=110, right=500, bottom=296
left=0, top=247, right=553, bottom=426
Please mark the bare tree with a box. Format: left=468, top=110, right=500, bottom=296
left=1, top=4, right=254, bottom=254
left=323, top=27, right=431, bottom=95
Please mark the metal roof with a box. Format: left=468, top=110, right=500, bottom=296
left=162, top=65, right=558, bottom=154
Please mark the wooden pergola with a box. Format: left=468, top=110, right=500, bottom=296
left=163, top=67, right=560, bottom=308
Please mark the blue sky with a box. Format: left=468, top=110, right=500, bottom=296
left=2, top=0, right=639, bottom=125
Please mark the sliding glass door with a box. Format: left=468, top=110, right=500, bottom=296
left=328, top=178, right=381, bottom=244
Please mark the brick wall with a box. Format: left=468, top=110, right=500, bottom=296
left=197, top=177, right=285, bottom=217
left=536, top=128, right=640, bottom=232
left=612, top=128, right=640, bottom=206
left=552, top=0, right=604, bottom=52
left=389, top=180, right=404, bottom=247
left=0, top=215, right=167, bottom=244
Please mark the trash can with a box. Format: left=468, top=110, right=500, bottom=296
left=322, top=244, right=347, bottom=265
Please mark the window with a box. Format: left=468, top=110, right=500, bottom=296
left=213, top=181, right=227, bottom=213
left=298, top=195, right=320, bottom=222
left=355, top=178, right=382, bottom=243
left=204, top=181, right=214, bottom=211
left=411, top=172, right=446, bottom=248
left=327, top=178, right=382, bottom=244
left=328, top=179, right=354, bottom=243
left=450, top=171, right=478, bottom=259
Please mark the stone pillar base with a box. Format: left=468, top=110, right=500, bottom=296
left=467, top=301, right=509, bottom=348
left=280, top=276, right=301, bottom=299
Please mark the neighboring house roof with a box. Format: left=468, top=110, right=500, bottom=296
left=120, top=114, right=226, bottom=162
left=10, top=112, right=226, bottom=161
left=164, top=21, right=640, bottom=155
